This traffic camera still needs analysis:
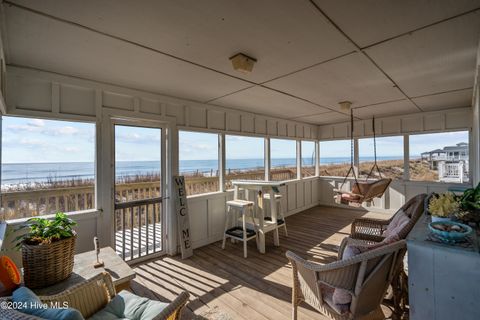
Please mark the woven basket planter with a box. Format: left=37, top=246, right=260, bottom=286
left=22, top=234, right=76, bottom=288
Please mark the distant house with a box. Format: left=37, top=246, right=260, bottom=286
left=421, top=142, right=469, bottom=183
left=421, top=142, right=469, bottom=167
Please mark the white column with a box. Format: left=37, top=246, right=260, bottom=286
left=404, top=134, right=410, bottom=181
left=296, top=140, right=302, bottom=180
left=265, top=137, right=271, bottom=181
left=315, top=140, right=320, bottom=176
left=219, top=133, right=225, bottom=192
left=99, top=113, right=113, bottom=248
left=472, top=68, right=480, bottom=185
left=353, top=138, right=359, bottom=177
left=167, top=124, right=179, bottom=255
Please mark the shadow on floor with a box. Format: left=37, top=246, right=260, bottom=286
left=130, top=205, right=390, bottom=320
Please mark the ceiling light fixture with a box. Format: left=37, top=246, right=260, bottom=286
left=229, top=53, right=257, bottom=73
left=338, top=101, right=352, bottom=111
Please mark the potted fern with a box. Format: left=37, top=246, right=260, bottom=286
left=14, top=212, right=77, bottom=288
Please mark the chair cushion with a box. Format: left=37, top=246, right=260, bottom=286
left=332, top=229, right=403, bottom=306
left=320, top=283, right=350, bottom=315
left=332, top=243, right=371, bottom=306
left=384, top=210, right=410, bottom=239
left=341, top=193, right=362, bottom=201
left=88, top=290, right=168, bottom=320
left=12, top=287, right=84, bottom=320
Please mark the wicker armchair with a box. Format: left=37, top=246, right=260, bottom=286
left=286, top=240, right=407, bottom=320
left=348, top=193, right=427, bottom=245
left=0, top=272, right=189, bottom=320
left=344, top=193, right=427, bottom=319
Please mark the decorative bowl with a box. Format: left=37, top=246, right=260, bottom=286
left=428, top=221, right=473, bottom=242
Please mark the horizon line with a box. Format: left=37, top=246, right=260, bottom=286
left=2, top=155, right=408, bottom=164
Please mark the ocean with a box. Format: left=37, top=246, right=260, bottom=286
left=1, top=156, right=402, bottom=186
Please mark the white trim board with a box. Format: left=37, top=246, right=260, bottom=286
left=5, top=66, right=319, bottom=140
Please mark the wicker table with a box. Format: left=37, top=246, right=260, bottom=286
left=33, top=247, right=135, bottom=295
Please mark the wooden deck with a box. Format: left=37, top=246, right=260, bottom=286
left=130, top=205, right=392, bottom=320
left=115, top=222, right=162, bottom=261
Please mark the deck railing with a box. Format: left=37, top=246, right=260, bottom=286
left=114, top=196, right=163, bottom=261
left=1, top=167, right=300, bottom=220
left=438, top=161, right=467, bottom=183
left=1, top=185, right=95, bottom=219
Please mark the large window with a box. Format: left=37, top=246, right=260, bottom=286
left=301, top=141, right=316, bottom=178
left=358, top=136, right=403, bottom=180
left=115, top=125, right=161, bottom=203
left=319, top=140, right=351, bottom=177
left=179, top=131, right=219, bottom=195
left=1, top=117, right=95, bottom=220
left=225, top=135, right=264, bottom=189
left=409, top=131, right=469, bottom=183
left=270, top=139, right=297, bottom=181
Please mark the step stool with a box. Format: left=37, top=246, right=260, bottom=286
left=222, top=199, right=257, bottom=258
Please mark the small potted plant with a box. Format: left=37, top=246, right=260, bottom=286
left=428, top=192, right=460, bottom=222
left=14, top=212, right=77, bottom=288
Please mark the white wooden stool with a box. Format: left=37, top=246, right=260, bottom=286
left=263, top=193, right=288, bottom=236
left=222, top=199, right=257, bottom=258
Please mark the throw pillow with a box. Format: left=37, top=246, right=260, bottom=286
left=89, top=290, right=168, bottom=320
left=12, top=287, right=84, bottom=320
left=332, top=242, right=373, bottom=305
left=384, top=210, right=409, bottom=238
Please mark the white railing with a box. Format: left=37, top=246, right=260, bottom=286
left=438, top=161, right=466, bottom=183
left=114, top=197, right=163, bottom=261
left=430, top=154, right=469, bottom=161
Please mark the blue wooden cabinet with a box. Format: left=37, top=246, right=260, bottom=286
left=407, top=215, right=480, bottom=320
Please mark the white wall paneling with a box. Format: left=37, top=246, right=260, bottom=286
left=318, top=177, right=466, bottom=214
left=318, top=107, right=472, bottom=140
left=6, top=66, right=319, bottom=140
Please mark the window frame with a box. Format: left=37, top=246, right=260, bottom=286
left=407, top=129, right=471, bottom=184
left=178, top=129, right=221, bottom=196
left=269, top=137, right=300, bottom=182
left=300, top=140, right=318, bottom=178
left=224, top=133, right=266, bottom=190
left=1, top=115, right=98, bottom=222
left=318, top=129, right=472, bottom=185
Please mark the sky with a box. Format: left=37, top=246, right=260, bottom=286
left=115, top=125, right=161, bottom=161
left=2, top=117, right=95, bottom=163
left=1, top=117, right=469, bottom=163
left=320, top=131, right=469, bottom=158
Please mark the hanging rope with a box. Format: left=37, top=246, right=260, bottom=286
left=339, top=108, right=358, bottom=190
left=365, top=116, right=383, bottom=180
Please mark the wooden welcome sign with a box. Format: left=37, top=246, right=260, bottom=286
left=173, top=176, right=193, bottom=259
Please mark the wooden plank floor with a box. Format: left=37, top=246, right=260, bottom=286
left=130, top=206, right=393, bottom=320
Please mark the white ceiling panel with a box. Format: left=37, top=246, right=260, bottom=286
left=8, top=0, right=356, bottom=83
left=412, top=88, right=473, bottom=111
left=4, top=6, right=251, bottom=103
left=365, top=11, right=480, bottom=98
left=265, top=52, right=405, bottom=109
left=210, top=86, right=330, bottom=119
left=313, top=0, right=480, bottom=47
left=294, top=112, right=349, bottom=125
left=353, top=100, right=419, bottom=119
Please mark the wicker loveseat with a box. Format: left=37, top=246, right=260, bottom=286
left=0, top=272, right=189, bottom=320
left=286, top=240, right=407, bottom=320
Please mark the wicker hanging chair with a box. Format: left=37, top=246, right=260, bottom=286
left=333, top=112, right=391, bottom=207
